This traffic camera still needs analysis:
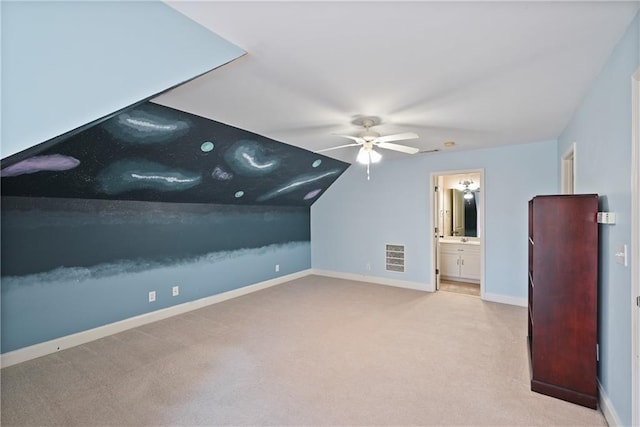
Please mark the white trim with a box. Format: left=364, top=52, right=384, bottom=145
left=0, top=269, right=312, bottom=368
left=311, top=268, right=430, bottom=292
left=561, top=142, right=576, bottom=194
left=631, top=66, right=640, bottom=427
left=430, top=169, right=485, bottom=299
left=434, top=175, right=443, bottom=291
left=483, top=292, right=527, bottom=308
left=431, top=173, right=440, bottom=293
left=600, top=380, right=623, bottom=427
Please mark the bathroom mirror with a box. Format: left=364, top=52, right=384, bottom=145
left=445, top=189, right=478, bottom=237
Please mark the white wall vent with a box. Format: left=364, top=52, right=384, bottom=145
left=386, top=244, right=405, bottom=273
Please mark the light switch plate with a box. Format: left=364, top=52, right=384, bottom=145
left=615, top=244, right=628, bottom=266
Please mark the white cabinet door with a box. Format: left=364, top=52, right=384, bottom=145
left=460, top=252, right=481, bottom=281
left=440, top=252, right=460, bottom=278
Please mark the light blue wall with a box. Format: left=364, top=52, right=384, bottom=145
left=312, top=140, right=557, bottom=299
left=1, top=1, right=244, bottom=158
left=558, top=12, right=639, bottom=426
left=2, top=240, right=309, bottom=353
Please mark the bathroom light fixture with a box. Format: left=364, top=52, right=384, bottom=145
left=456, top=178, right=479, bottom=191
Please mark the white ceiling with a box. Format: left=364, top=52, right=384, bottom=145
left=154, top=1, right=639, bottom=164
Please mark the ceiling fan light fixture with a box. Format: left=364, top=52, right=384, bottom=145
left=369, top=148, right=382, bottom=163
left=321, top=115, right=419, bottom=177
left=356, top=147, right=370, bottom=164
left=359, top=129, right=380, bottom=142
left=463, top=190, right=474, bottom=200
left=356, top=146, right=382, bottom=165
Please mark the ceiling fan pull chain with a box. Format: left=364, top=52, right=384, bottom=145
left=367, top=161, right=371, bottom=180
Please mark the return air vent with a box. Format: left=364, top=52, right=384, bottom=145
left=386, top=244, right=405, bottom=273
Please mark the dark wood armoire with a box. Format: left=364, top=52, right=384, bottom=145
left=528, top=194, right=599, bottom=409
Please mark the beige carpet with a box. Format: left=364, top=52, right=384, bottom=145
left=1, top=275, right=606, bottom=426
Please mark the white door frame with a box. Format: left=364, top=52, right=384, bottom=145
left=561, top=142, right=576, bottom=194
left=430, top=168, right=485, bottom=298
left=433, top=175, right=442, bottom=291
left=631, top=67, right=639, bottom=427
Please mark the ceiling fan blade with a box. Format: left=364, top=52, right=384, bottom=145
left=332, top=134, right=365, bottom=143
left=316, top=143, right=360, bottom=153
left=377, top=141, right=420, bottom=154
left=375, top=132, right=419, bottom=143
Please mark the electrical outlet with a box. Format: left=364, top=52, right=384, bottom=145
left=366, top=262, right=371, bottom=271
left=275, top=264, right=280, bottom=272
left=148, top=291, right=156, bottom=302
left=172, top=286, right=179, bottom=296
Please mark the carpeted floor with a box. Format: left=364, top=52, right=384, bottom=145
left=1, top=275, right=606, bottom=426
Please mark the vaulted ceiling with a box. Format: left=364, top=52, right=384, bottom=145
left=155, top=1, right=639, bottom=164
left=2, top=2, right=637, bottom=207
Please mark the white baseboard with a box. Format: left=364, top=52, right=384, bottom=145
left=0, top=269, right=312, bottom=369
left=311, top=269, right=432, bottom=292
left=483, top=292, right=527, bottom=307
left=599, top=380, right=623, bottom=426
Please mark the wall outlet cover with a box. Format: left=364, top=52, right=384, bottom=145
left=615, top=244, right=628, bottom=266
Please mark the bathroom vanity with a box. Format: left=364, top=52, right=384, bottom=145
left=439, top=239, right=480, bottom=282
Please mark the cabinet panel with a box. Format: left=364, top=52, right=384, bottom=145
left=440, top=252, right=460, bottom=278
left=460, top=252, right=480, bottom=281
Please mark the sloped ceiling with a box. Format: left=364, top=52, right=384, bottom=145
left=3, top=1, right=637, bottom=207
left=1, top=1, right=245, bottom=159
left=1, top=103, right=349, bottom=207
left=156, top=1, right=640, bottom=164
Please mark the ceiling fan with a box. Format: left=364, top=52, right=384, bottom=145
left=317, top=117, right=420, bottom=179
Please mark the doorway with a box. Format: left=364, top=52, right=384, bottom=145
left=431, top=169, right=485, bottom=298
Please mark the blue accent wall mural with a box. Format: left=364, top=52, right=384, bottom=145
left=0, top=102, right=349, bottom=354
left=2, top=198, right=310, bottom=278
left=1, top=197, right=311, bottom=353
left=1, top=102, right=348, bottom=206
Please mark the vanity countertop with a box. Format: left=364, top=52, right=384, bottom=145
left=439, top=238, right=480, bottom=246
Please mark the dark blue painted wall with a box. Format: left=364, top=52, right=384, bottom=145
left=1, top=197, right=311, bottom=353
